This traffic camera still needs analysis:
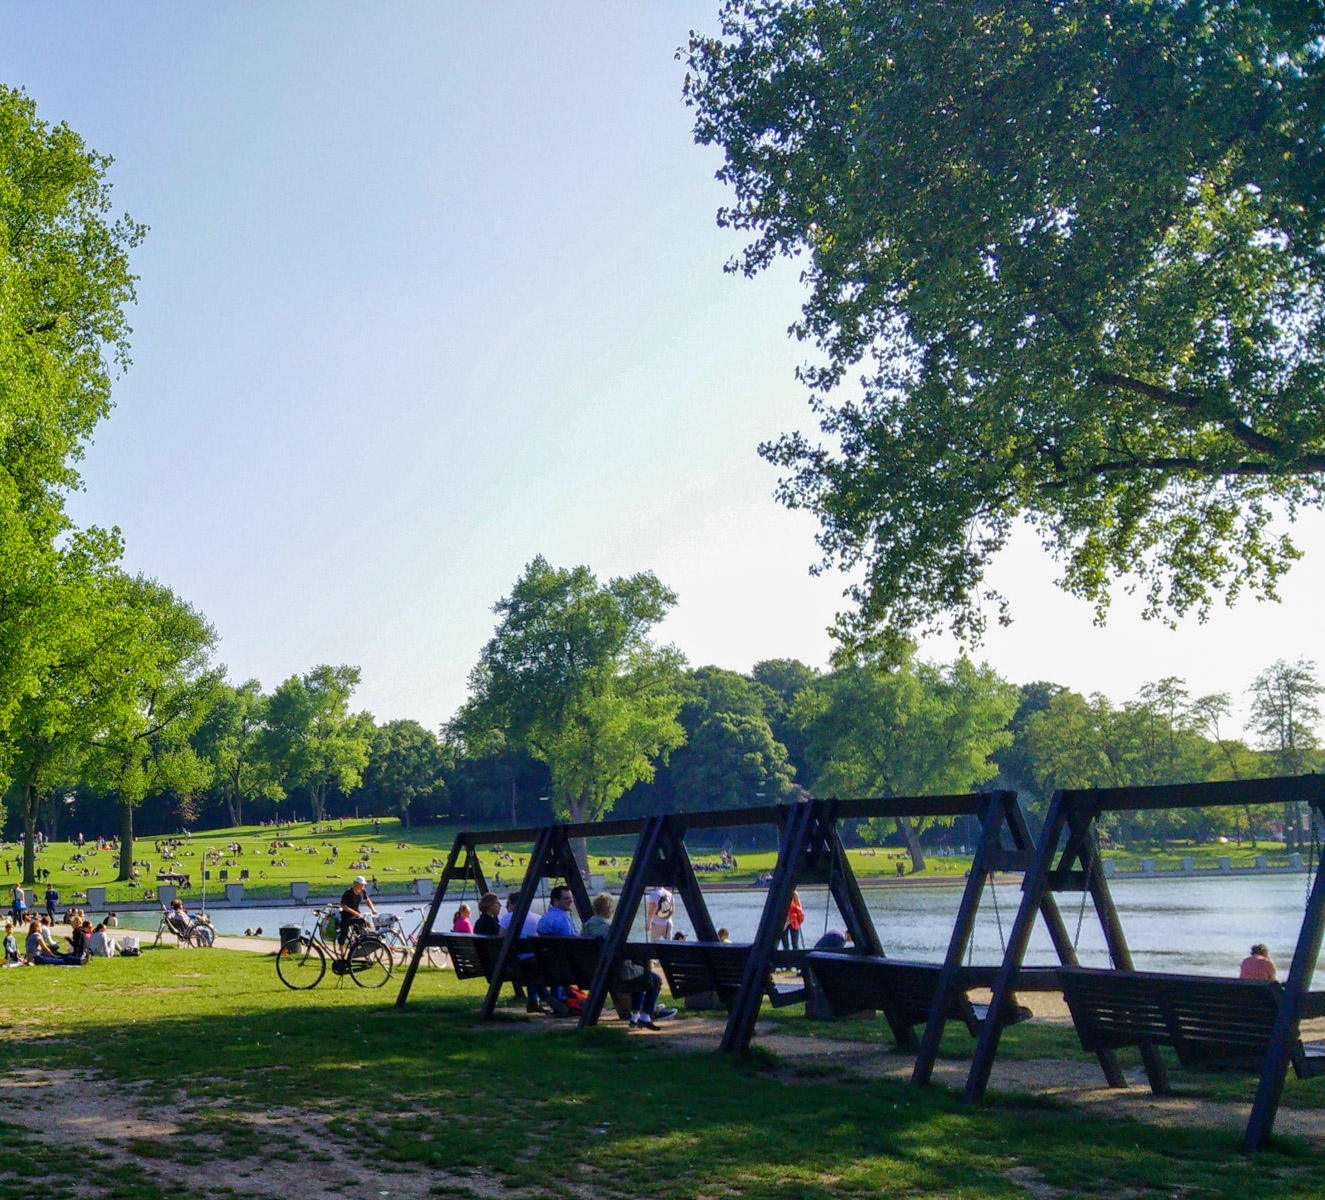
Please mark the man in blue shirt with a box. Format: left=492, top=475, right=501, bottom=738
left=535, top=885, right=579, bottom=1015
left=536, top=885, right=578, bottom=938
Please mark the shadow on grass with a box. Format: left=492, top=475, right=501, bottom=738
left=1, top=955, right=1324, bottom=1199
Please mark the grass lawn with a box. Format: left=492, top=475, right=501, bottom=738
left=0, top=815, right=1301, bottom=913
left=0, top=819, right=975, bottom=907
left=1, top=950, right=1324, bottom=1199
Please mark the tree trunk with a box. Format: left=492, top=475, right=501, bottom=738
left=896, top=815, right=926, bottom=873
left=118, top=801, right=135, bottom=882
left=21, top=779, right=38, bottom=887
left=223, top=785, right=240, bottom=828
left=1244, top=804, right=1258, bottom=848
left=311, top=784, right=326, bottom=823
left=568, top=791, right=589, bottom=879
left=401, top=804, right=411, bottom=831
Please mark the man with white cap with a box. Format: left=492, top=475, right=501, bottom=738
left=338, top=874, right=377, bottom=949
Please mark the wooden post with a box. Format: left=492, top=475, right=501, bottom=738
left=1244, top=797, right=1325, bottom=1152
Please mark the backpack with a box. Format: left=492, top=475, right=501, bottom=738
left=564, top=986, right=588, bottom=1015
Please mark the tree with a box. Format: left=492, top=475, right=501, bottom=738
left=1190, top=691, right=1265, bottom=843
left=686, top=3, right=1325, bottom=655
left=1249, top=657, right=1322, bottom=850
left=1249, top=658, right=1323, bottom=774
left=359, top=719, right=448, bottom=830
left=793, top=654, right=1016, bottom=869
left=4, top=542, right=115, bottom=884
left=458, top=557, right=686, bottom=859
left=260, top=665, right=373, bottom=823
left=83, top=576, right=218, bottom=881
left=0, top=86, right=144, bottom=769
left=193, top=679, right=280, bottom=827
left=666, top=668, right=794, bottom=810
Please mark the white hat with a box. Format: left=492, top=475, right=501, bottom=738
left=353, top=875, right=367, bottom=886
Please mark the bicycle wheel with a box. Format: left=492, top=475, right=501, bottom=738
left=347, top=935, right=393, bottom=989
left=188, top=925, right=214, bottom=948
left=276, top=936, right=326, bottom=990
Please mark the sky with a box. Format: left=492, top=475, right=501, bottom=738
left=2, top=4, right=1321, bottom=737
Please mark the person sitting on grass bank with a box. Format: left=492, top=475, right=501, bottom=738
left=580, top=892, right=676, bottom=1031
left=4, top=921, right=19, bottom=964
left=474, top=893, right=502, bottom=937
left=1240, top=943, right=1277, bottom=981
left=338, top=875, right=377, bottom=949
left=25, top=920, right=82, bottom=966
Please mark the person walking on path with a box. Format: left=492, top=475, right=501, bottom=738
left=11, top=885, right=26, bottom=926
left=44, top=884, right=58, bottom=923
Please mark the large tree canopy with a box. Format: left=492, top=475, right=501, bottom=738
left=458, top=557, right=686, bottom=832
left=686, top=1, right=1325, bottom=654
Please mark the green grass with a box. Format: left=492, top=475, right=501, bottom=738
left=0, top=818, right=976, bottom=906
left=1, top=950, right=1324, bottom=1199
left=0, top=815, right=1304, bottom=913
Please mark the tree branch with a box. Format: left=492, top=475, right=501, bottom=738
left=1039, top=455, right=1320, bottom=489
left=1092, top=370, right=1325, bottom=470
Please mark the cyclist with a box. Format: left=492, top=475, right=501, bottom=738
left=338, top=874, right=377, bottom=951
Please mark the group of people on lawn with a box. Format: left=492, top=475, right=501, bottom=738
left=3, top=910, right=107, bottom=966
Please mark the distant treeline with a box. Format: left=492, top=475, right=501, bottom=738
left=6, top=652, right=1319, bottom=859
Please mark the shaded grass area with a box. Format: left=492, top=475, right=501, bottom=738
left=1, top=952, right=1324, bottom=1198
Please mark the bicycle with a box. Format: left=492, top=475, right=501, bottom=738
left=275, top=904, right=394, bottom=990
left=372, top=907, right=447, bottom=969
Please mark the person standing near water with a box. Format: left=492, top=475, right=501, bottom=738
left=1240, top=943, right=1277, bottom=981
left=647, top=886, right=674, bottom=942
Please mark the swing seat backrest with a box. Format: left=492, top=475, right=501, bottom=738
left=808, top=954, right=1030, bottom=1037
left=1060, top=966, right=1325, bottom=1077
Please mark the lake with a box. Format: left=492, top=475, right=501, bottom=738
left=120, top=872, right=1321, bottom=980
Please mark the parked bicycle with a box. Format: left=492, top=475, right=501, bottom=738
left=275, top=904, right=393, bottom=990
left=372, top=907, right=447, bottom=969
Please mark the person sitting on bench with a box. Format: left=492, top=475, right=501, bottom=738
left=1240, top=943, right=1278, bottom=982
left=581, top=892, right=675, bottom=1030
left=474, top=892, right=502, bottom=937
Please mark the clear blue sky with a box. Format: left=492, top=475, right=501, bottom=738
left=4, top=4, right=1320, bottom=734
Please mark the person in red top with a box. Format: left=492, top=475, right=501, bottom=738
left=782, top=891, right=805, bottom=951
left=1240, top=943, right=1277, bottom=981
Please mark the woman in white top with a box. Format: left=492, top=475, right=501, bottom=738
left=647, top=886, right=674, bottom=942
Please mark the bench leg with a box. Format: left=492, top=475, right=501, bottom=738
left=1138, top=1043, right=1170, bottom=1095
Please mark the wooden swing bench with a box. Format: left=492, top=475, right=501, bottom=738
left=437, top=933, right=529, bottom=983
left=807, top=953, right=1051, bottom=1039
left=1059, top=966, right=1325, bottom=1082
left=646, top=940, right=807, bottom=1010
